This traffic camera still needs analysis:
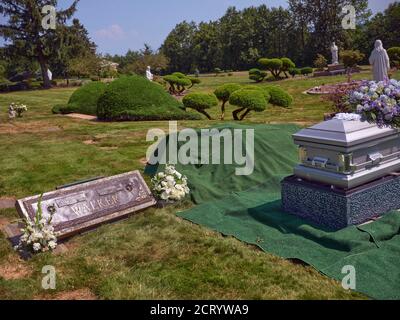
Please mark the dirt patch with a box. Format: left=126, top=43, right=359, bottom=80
left=0, top=121, right=62, bottom=135
left=83, top=139, right=98, bottom=145
left=139, top=157, right=148, bottom=165
left=0, top=218, right=10, bottom=229
left=65, top=113, right=97, bottom=121
left=38, top=288, right=97, bottom=300
left=0, top=257, right=32, bottom=280
left=0, top=197, right=16, bottom=209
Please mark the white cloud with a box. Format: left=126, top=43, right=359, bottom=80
left=95, top=24, right=126, bottom=40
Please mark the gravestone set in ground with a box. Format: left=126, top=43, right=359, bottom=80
left=282, top=118, right=400, bottom=230
left=16, top=171, right=156, bottom=239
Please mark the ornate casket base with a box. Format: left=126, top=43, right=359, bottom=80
left=281, top=174, right=400, bottom=230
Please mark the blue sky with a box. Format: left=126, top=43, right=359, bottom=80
left=1, top=0, right=397, bottom=55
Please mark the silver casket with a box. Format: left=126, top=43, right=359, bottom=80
left=293, top=119, right=400, bottom=189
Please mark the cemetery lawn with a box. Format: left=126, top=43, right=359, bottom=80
left=1, top=69, right=398, bottom=300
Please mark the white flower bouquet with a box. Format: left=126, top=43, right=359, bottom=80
left=17, top=196, right=57, bottom=253
left=9, top=103, right=28, bottom=118
left=151, top=164, right=190, bottom=202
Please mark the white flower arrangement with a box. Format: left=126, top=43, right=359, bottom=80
left=333, top=113, right=362, bottom=121
left=9, top=102, right=28, bottom=118
left=151, top=164, right=190, bottom=202
left=16, top=195, right=57, bottom=254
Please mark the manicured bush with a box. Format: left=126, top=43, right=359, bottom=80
left=214, top=83, right=242, bottom=120
left=214, top=68, right=222, bottom=76
left=97, top=76, right=200, bottom=121
left=314, top=54, right=328, bottom=70
left=340, top=50, right=365, bottom=69
left=241, top=85, right=271, bottom=102
left=259, top=58, right=283, bottom=79
left=289, top=68, right=301, bottom=78
left=163, top=72, right=193, bottom=95
left=229, top=89, right=267, bottom=121
left=264, top=86, right=293, bottom=108
left=182, top=93, right=218, bottom=120
left=188, top=77, right=201, bottom=88
left=300, top=67, right=314, bottom=76
left=57, top=81, right=108, bottom=115
left=280, top=58, right=296, bottom=78
left=249, top=68, right=267, bottom=83
left=387, top=47, right=400, bottom=68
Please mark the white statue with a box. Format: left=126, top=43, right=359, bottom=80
left=331, top=42, right=339, bottom=65
left=369, top=40, right=391, bottom=82
left=146, top=66, right=153, bottom=81
left=47, top=69, right=53, bottom=81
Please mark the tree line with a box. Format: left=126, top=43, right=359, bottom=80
left=159, top=0, right=400, bottom=73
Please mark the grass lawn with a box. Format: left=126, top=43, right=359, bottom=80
left=0, top=68, right=398, bottom=300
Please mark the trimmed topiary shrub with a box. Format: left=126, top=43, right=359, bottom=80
left=300, top=67, right=314, bottom=76
left=289, top=68, right=301, bottom=78
left=314, top=54, right=328, bottom=70
left=388, top=47, right=400, bottom=68
left=182, top=93, right=218, bottom=120
left=264, top=86, right=293, bottom=108
left=188, top=77, right=201, bottom=88
left=229, top=89, right=267, bottom=121
left=97, top=75, right=200, bottom=121
left=249, top=68, right=267, bottom=83
left=214, top=83, right=242, bottom=120
left=241, top=85, right=271, bottom=102
left=163, top=72, right=193, bottom=95
left=58, top=81, right=107, bottom=115
left=259, top=58, right=283, bottom=79
left=280, top=58, right=296, bottom=78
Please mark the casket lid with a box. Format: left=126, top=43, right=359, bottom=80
left=294, top=119, right=398, bottom=147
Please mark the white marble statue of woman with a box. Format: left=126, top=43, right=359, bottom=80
left=146, top=66, right=153, bottom=81
left=369, top=40, right=391, bottom=82
left=331, top=42, right=339, bottom=65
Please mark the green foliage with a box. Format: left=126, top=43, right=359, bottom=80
left=214, top=83, right=242, bottom=103
left=59, top=82, right=107, bottom=115
left=300, top=67, right=314, bottom=76
left=241, top=85, right=271, bottom=102
left=264, top=86, right=293, bottom=108
left=259, top=58, right=283, bottom=79
left=280, top=58, right=296, bottom=77
left=249, top=68, right=267, bottom=82
left=388, top=47, right=400, bottom=67
left=289, top=68, right=301, bottom=78
left=182, top=93, right=218, bottom=119
left=314, top=54, right=328, bottom=70
left=163, top=72, right=194, bottom=94
left=97, top=76, right=200, bottom=121
left=188, top=77, right=201, bottom=86
left=340, top=50, right=365, bottom=68
left=229, top=89, right=267, bottom=120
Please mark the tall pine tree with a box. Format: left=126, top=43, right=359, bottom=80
left=0, top=0, right=79, bottom=88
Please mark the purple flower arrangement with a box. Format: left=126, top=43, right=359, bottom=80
left=348, top=79, right=400, bottom=127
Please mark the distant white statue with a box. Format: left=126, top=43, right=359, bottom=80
left=47, top=69, right=53, bottom=81
left=369, top=40, right=391, bottom=82
left=146, top=66, right=153, bottom=81
left=331, top=42, right=339, bottom=65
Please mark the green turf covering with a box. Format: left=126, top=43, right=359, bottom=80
left=147, top=123, right=400, bottom=299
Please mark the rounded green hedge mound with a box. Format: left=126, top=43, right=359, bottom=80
left=97, top=76, right=200, bottom=121
left=61, top=81, right=107, bottom=115
left=264, top=86, right=293, bottom=108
